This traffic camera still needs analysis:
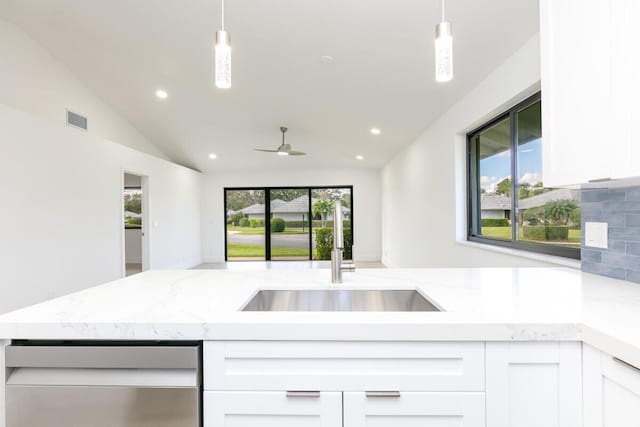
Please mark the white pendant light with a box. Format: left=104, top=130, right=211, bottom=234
left=215, top=0, right=231, bottom=89
left=435, top=0, right=453, bottom=83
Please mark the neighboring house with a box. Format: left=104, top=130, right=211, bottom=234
left=236, top=195, right=350, bottom=222
left=480, top=194, right=511, bottom=220
left=517, top=188, right=580, bottom=210
left=480, top=188, right=581, bottom=222
left=124, top=210, right=141, bottom=218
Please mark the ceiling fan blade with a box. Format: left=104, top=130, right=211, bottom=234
left=254, top=148, right=279, bottom=153
left=288, top=151, right=307, bottom=156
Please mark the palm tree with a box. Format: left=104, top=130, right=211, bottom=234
left=313, top=200, right=334, bottom=228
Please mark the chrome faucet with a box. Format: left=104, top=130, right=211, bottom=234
left=331, top=200, right=355, bottom=283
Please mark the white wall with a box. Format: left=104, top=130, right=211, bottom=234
left=0, top=105, right=202, bottom=314
left=0, top=18, right=168, bottom=160
left=381, top=34, right=554, bottom=268
left=202, top=169, right=381, bottom=262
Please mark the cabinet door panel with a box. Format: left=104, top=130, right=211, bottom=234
left=204, top=391, right=342, bottom=427
left=486, top=342, right=582, bottom=427
left=344, top=391, right=485, bottom=427
left=583, top=345, right=640, bottom=427
left=541, top=0, right=616, bottom=186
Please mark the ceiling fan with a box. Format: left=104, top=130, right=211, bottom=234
left=254, top=127, right=306, bottom=156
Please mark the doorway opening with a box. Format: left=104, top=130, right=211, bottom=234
left=123, top=172, right=149, bottom=276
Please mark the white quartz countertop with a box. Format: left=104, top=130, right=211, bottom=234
left=1, top=267, right=640, bottom=366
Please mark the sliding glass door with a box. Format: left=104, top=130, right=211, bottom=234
left=269, top=189, right=311, bottom=260
left=224, top=186, right=353, bottom=261
left=224, top=189, right=266, bottom=261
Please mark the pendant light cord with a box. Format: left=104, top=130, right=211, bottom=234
left=221, top=0, right=225, bottom=30
left=441, top=0, right=445, bottom=22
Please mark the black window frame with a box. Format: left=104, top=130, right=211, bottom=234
left=467, top=92, right=580, bottom=260
left=224, top=185, right=354, bottom=261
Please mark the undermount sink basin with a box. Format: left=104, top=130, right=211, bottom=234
left=241, top=289, right=441, bottom=312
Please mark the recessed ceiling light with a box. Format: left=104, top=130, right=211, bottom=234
left=208, top=153, right=217, bottom=159
left=320, top=55, right=335, bottom=63
left=356, top=155, right=364, bottom=160
left=370, top=128, right=381, bottom=135
left=155, top=89, right=168, bottom=99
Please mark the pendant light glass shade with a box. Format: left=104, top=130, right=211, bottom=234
left=215, top=0, right=231, bottom=89
left=215, top=30, right=232, bottom=89
left=435, top=21, right=453, bottom=82
left=435, top=0, right=453, bottom=83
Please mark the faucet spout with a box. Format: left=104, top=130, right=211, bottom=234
left=331, top=200, right=355, bottom=283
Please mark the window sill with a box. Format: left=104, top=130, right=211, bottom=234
left=456, top=239, right=581, bottom=269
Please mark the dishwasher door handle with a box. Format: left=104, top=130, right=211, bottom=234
left=6, top=367, right=198, bottom=388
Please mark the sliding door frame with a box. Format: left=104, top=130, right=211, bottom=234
left=224, top=186, right=354, bottom=261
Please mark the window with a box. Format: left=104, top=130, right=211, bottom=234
left=225, top=186, right=353, bottom=261
left=467, top=93, right=581, bottom=259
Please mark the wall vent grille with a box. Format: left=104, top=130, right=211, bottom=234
left=66, top=110, right=88, bottom=131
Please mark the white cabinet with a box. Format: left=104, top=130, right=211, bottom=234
left=540, top=0, right=640, bottom=187
left=583, top=345, right=640, bottom=427
left=204, top=341, right=485, bottom=391
left=204, top=391, right=342, bottom=427
left=344, top=391, right=485, bottom=427
left=486, top=342, right=583, bottom=427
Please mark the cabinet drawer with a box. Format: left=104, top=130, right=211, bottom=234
left=204, top=391, right=342, bottom=427
left=204, top=341, right=485, bottom=391
left=344, top=391, right=486, bottom=427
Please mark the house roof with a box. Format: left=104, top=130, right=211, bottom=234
left=240, top=203, right=266, bottom=214
left=481, top=194, right=511, bottom=210
left=480, top=188, right=581, bottom=211
left=238, top=196, right=351, bottom=215
left=518, top=188, right=580, bottom=209
left=124, top=210, right=141, bottom=218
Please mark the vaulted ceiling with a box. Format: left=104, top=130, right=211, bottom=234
left=0, top=0, right=539, bottom=171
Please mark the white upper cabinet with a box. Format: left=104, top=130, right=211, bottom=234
left=541, top=0, right=640, bottom=187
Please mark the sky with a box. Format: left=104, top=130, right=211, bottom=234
left=480, top=138, right=543, bottom=192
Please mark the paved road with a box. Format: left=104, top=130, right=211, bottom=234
left=228, top=232, right=315, bottom=250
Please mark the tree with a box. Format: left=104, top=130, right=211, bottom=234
left=495, top=178, right=511, bottom=196
left=313, top=200, right=334, bottom=228
left=541, top=199, right=579, bottom=225
left=518, top=183, right=532, bottom=199
left=124, top=192, right=142, bottom=214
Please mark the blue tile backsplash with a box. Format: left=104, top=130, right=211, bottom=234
left=581, top=184, right=640, bottom=283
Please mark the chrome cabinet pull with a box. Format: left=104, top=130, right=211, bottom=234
left=613, top=357, right=640, bottom=374
left=286, top=391, right=321, bottom=398
left=366, top=391, right=401, bottom=398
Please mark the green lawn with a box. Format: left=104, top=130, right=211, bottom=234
left=481, top=226, right=581, bottom=246
left=227, top=226, right=309, bottom=235
left=227, top=243, right=313, bottom=258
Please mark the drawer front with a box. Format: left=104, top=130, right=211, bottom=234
left=344, top=391, right=486, bottom=427
left=204, top=341, right=485, bottom=391
left=204, top=391, right=342, bottom=427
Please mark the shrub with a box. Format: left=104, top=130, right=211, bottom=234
left=312, top=220, right=351, bottom=229
left=231, top=212, right=245, bottom=226
left=249, top=219, right=264, bottom=228
left=239, top=218, right=250, bottom=227
left=314, top=228, right=353, bottom=260
left=481, top=218, right=509, bottom=227
left=284, top=220, right=309, bottom=228
left=522, top=225, right=569, bottom=241
left=271, top=217, right=286, bottom=232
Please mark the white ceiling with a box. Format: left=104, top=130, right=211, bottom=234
left=0, top=0, right=539, bottom=172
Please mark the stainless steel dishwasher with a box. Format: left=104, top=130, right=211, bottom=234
left=4, top=341, right=201, bottom=427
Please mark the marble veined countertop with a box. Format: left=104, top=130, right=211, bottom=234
left=1, top=267, right=639, bottom=366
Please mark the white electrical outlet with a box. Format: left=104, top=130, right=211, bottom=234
left=585, top=222, right=608, bottom=249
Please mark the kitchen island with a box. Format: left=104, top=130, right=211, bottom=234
left=1, top=267, right=640, bottom=426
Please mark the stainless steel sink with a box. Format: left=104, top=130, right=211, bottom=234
left=241, top=289, right=441, bottom=312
